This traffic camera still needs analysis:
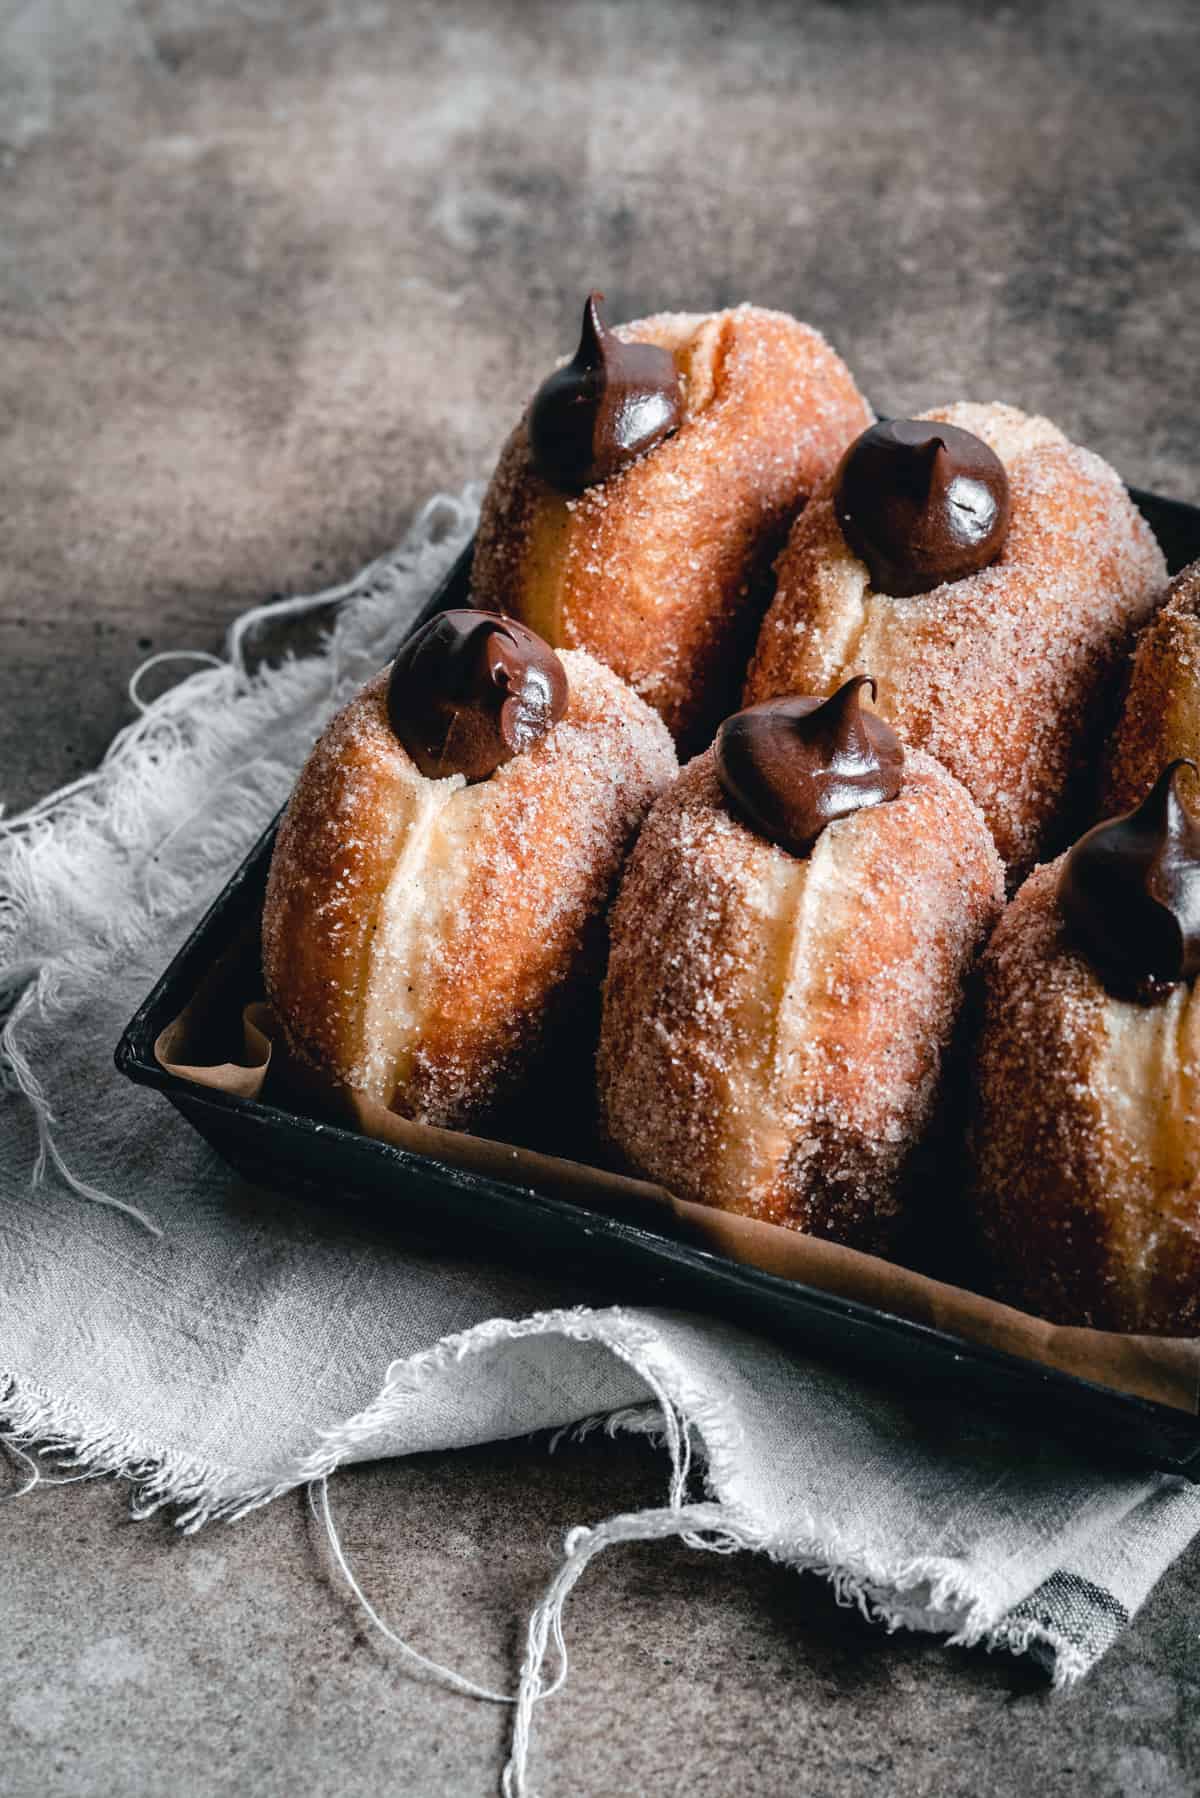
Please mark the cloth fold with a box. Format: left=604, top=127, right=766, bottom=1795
left=3, top=490, right=1199, bottom=1795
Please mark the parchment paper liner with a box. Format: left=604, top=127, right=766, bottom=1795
left=155, top=962, right=1200, bottom=1418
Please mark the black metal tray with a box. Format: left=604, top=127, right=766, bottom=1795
left=116, top=480, right=1200, bottom=1478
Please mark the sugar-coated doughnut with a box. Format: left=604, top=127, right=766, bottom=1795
left=598, top=683, right=1004, bottom=1248
left=1105, top=558, right=1200, bottom=814
left=263, top=613, right=677, bottom=1129
left=473, top=296, right=872, bottom=750
left=746, top=402, right=1166, bottom=876
left=972, top=767, right=1200, bottom=1332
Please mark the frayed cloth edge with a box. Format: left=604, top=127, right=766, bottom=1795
left=4, top=1306, right=1035, bottom=1653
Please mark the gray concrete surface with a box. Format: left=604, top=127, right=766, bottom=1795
left=3, top=1, right=1200, bottom=1794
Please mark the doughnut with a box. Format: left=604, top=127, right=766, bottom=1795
left=472, top=294, right=872, bottom=751
left=263, top=610, right=677, bottom=1129
left=597, top=678, right=1004, bottom=1249
left=971, top=764, right=1200, bottom=1332
left=1105, top=558, right=1200, bottom=814
left=745, top=403, right=1167, bottom=876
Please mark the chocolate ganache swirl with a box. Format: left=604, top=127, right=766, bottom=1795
left=715, top=676, right=904, bottom=857
left=527, top=292, right=683, bottom=494
left=834, top=419, right=1011, bottom=597
left=1058, top=761, right=1200, bottom=1002
left=387, top=609, right=568, bottom=782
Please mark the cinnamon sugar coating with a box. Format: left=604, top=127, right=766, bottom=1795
left=597, top=746, right=1003, bottom=1248
left=972, top=861, right=1200, bottom=1333
left=1105, top=558, right=1200, bottom=815
left=473, top=304, right=871, bottom=752
left=262, top=650, right=677, bottom=1128
left=746, top=401, right=1166, bottom=878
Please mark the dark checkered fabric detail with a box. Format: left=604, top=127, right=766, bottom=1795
left=1005, top=1569, right=1130, bottom=1658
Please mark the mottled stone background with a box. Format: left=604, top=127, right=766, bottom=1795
left=3, top=3, right=1199, bottom=1794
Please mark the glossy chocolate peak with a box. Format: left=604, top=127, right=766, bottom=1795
left=834, top=419, right=1011, bottom=597
left=527, top=292, right=683, bottom=494
left=387, top=608, right=568, bottom=782
left=1058, top=761, right=1200, bottom=1002
left=715, top=676, right=904, bottom=858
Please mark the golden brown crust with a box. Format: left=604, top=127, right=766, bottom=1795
left=261, top=675, right=415, bottom=1082
left=263, top=651, right=677, bottom=1128
left=1104, top=558, right=1200, bottom=815
left=971, top=861, right=1200, bottom=1333
left=472, top=305, right=872, bottom=751
left=597, top=746, right=1004, bottom=1248
left=745, top=402, right=1167, bottom=877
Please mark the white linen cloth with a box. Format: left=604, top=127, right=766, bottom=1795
left=3, top=490, right=1199, bottom=1795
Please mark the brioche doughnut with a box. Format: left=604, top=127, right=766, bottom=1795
left=746, top=402, right=1166, bottom=876
left=1105, top=558, right=1200, bottom=814
left=263, top=612, right=677, bottom=1129
left=972, top=766, right=1200, bottom=1332
left=598, top=682, right=1004, bottom=1248
left=473, top=296, right=872, bottom=751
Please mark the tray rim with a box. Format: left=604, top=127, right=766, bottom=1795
left=119, top=1030, right=1200, bottom=1427
left=113, top=478, right=1200, bottom=1465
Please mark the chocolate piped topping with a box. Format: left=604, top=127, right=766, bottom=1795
left=387, top=609, right=568, bottom=782
left=1058, top=761, right=1200, bottom=1003
left=715, top=676, right=904, bottom=858
left=833, top=419, right=1011, bottom=597
left=527, top=292, right=683, bottom=494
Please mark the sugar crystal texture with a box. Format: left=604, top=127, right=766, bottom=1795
left=263, top=649, right=677, bottom=1128
left=746, top=401, right=1168, bottom=878
left=474, top=304, right=873, bottom=750
left=598, top=744, right=1004, bottom=1248
left=972, top=857, right=1200, bottom=1333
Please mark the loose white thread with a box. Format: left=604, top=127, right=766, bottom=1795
left=502, top=1501, right=757, bottom=1798
left=225, top=489, right=476, bottom=678
left=0, top=1436, right=41, bottom=1499
left=309, top=1474, right=516, bottom=1706
left=302, top=1312, right=760, bottom=1798
left=0, top=980, right=161, bottom=1234
left=128, top=651, right=227, bottom=715
left=226, top=567, right=377, bottom=676
left=308, top=1454, right=759, bottom=1798
left=0, top=1436, right=101, bottom=1500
